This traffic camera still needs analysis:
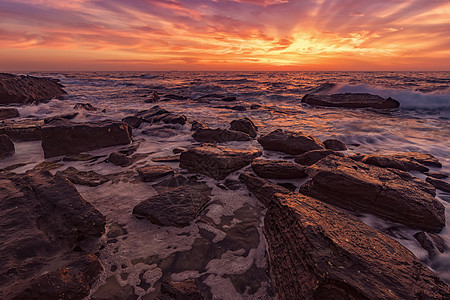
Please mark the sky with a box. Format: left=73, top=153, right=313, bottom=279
left=0, top=0, right=449, bottom=71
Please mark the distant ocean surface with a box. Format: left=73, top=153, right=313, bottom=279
left=4, top=71, right=450, bottom=296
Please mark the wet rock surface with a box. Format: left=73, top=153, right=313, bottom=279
left=323, top=138, right=347, bottom=151
left=426, top=177, right=450, bottom=193
left=57, top=166, right=112, bottom=186
left=0, top=171, right=105, bottom=299
left=74, top=102, right=97, bottom=111
left=352, top=152, right=442, bottom=172
left=300, top=155, right=445, bottom=232
left=0, top=108, right=19, bottom=120
left=251, top=159, right=307, bottom=179
left=414, top=231, right=447, bottom=260
left=229, top=117, right=258, bottom=138
left=258, top=129, right=325, bottom=155
left=125, top=106, right=187, bottom=127
left=294, top=149, right=343, bottom=166
left=302, top=93, right=400, bottom=109
left=180, top=144, right=261, bottom=180
left=0, top=134, right=14, bottom=159
left=42, top=120, right=132, bottom=158
left=192, top=127, right=251, bottom=143
left=137, top=165, right=174, bottom=182
left=0, top=73, right=66, bottom=105
left=0, top=119, right=43, bottom=141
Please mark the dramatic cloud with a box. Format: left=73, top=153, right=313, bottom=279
left=0, top=0, right=449, bottom=70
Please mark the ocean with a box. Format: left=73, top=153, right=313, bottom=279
left=2, top=71, right=450, bottom=298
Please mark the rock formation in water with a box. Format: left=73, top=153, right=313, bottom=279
left=302, top=93, right=400, bottom=109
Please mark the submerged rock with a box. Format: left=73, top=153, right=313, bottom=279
left=294, top=149, right=343, bottom=166
left=426, top=177, right=450, bottom=193
left=0, top=73, right=66, bottom=105
left=300, top=155, right=445, bottom=232
left=0, top=171, right=105, bottom=299
left=192, top=128, right=251, bottom=143
left=0, top=134, right=14, bottom=159
left=74, top=102, right=97, bottom=111
left=180, top=144, right=261, bottom=180
left=323, top=138, right=347, bottom=151
left=43, top=112, right=78, bottom=124
left=251, top=159, right=306, bottom=179
left=302, top=93, right=400, bottom=109
left=57, top=166, right=111, bottom=186
left=230, top=117, right=258, bottom=138
left=258, top=129, right=325, bottom=155
left=0, top=108, right=19, bottom=120
left=41, top=120, right=131, bottom=158
left=137, top=165, right=174, bottom=182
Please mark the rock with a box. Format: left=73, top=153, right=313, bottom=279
left=145, top=91, right=160, bottom=103
left=251, top=159, right=307, bottom=179
left=388, top=152, right=442, bottom=168
left=239, top=173, right=290, bottom=206
left=302, top=93, right=400, bottom=109
left=43, top=112, right=78, bottom=124
left=323, top=138, right=347, bottom=151
left=57, top=166, right=111, bottom=186
left=130, top=106, right=187, bottom=125
left=192, top=128, right=251, bottom=143
left=300, top=155, right=445, bottom=232
left=158, top=279, right=204, bottom=299
left=0, top=108, right=19, bottom=120
left=41, top=120, right=131, bottom=158
left=216, top=105, right=246, bottom=111
left=250, top=104, right=262, bottom=110
left=278, top=182, right=297, bottom=191
left=143, top=126, right=180, bottom=138
left=0, top=134, right=14, bottom=159
left=122, top=116, right=143, bottom=128
left=91, top=276, right=136, bottom=300
left=63, top=153, right=97, bottom=162
left=74, top=102, right=97, bottom=111
left=0, top=119, right=43, bottom=141
left=152, top=155, right=180, bottom=162
left=252, top=189, right=450, bottom=299
left=0, top=171, right=105, bottom=299
left=163, top=94, right=188, bottom=101
left=258, top=129, right=325, bottom=155
left=191, top=120, right=206, bottom=131
left=414, top=231, right=447, bottom=259
left=424, top=172, right=448, bottom=179
left=137, top=165, right=174, bottom=182
left=173, top=147, right=186, bottom=154
left=358, top=153, right=431, bottom=172
left=222, top=96, right=237, bottom=102
left=133, top=183, right=212, bottom=227
left=180, top=144, right=262, bottom=180
left=426, top=177, right=450, bottom=193
left=108, top=152, right=133, bottom=167
left=32, top=160, right=63, bottom=171
left=0, top=73, right=66, bottom=105
left=294, top=149, right=343, bottom=166
left=107, top=222, right=128, bottom=239
left=230, top=117, right=258, bottom=138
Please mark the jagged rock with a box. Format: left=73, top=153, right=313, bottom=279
left=239, top=173, right=290, bottom=206
left=300, top=155, right=445, bottom=232
left=145, top=91, right=160, bottom=103
left=107, top=152, right=133, bottom=167
left=246, top=186, right=450, bottom=299
left=323, top=138, right=347, bottom=151
left=57, top=166, right=111, bottom=186
left=122, top=116, right=143, bottom=129
left=294, top=149, right=343, bottom=166
left=0, top=171, right=105, bottom=299
left=137, top=165, right=174, bottom=182
left=0, top=108, right=19, bottom=120
left=355, top=153, right=437, bottom=172
left=251, top=159, right=306, bottom=179
left=191, top=120, right=206, bottom=131
left=0, top=119, right=43, bottom=141
left=128, top=106, right=187, bottom=126
left=73, top=102, right=97, bottom=111
left=0, top=134, right=14, bottom=159
left=41, top=120, right=131, bottom=158
left=424, top=172, right=448, bottom=179
left=230, top=117, right=258, bottom=138
left=133, top=183, right=212, bottom=227
left=426, top=177, right=450, bottom=193
left=192, top=128, right=251, bottom=143
left=158, top=279, right=204, bottom=299
left=414, top=231, right=447, bottom=259
left=388, top=152, right=442, bottom=168
left=302, top=93, right=400, bottom=109
left=258, top=129, right=325, bottom=155
left=43, top=112, right=78, bottom=124
left=180, top=144, right=261, bottom=180
left=0, top=73, right=66, bottom=105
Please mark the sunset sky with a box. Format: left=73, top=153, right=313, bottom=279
left=0, top=0, right=449, bottom=71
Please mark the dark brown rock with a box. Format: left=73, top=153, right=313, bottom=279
left=108, top=152, right=133, bottom=167
left=251, top=159, right=307, bottom=179
left=57, top=166, right=111, bottom=186
left=250, top=104, right=262, bottom=110
left=0, top=171, right=105, bottom=299
left=261, top=191, right=450, bottom=299
left=180, top=144, right=261, bottom=180
left=414, top=231, right=447, bottom=259
left=152, top=155, right=180, bottom=162
left=424, top=172, right=448, bottom=179
left=133, top=183, right=212, bottom=227
left=0, top=134, right=14, bottom=159
left=145, top=91, right=160, bottom=103
left=258, top=129, right=325, bottom=155
left=390, top=152, right=442, bottom=168
left=192, top=128, right=251, bottom=143
left=137, top=165, right=174, bottom=182
left=73, top=102, right=97, bottom=111
left=0, top=73, right=66, bottom=105
left=0, top=119, right=43, bottom=141
left=294, top=149, right=343, bottom=166
left=426, top=177, right=450, bottom=193
left=359, top=153, right=431, bottom=172
left=323, top=138, right=347, bottom=151
left=300, top=155, right=445, bottom=232
left=122, top=116, right=143, bottom=128
left=191, top=120, right=206, bottom=131
left=158, top=279, right=204, bottom=300
left=239, top=173, right=290, bottom=206
left=41, top=120, right=131, bottom=158
left=302, top=93, right=400, bottom=109
left=230, top=117, right=258, bottom=138
left=0, top=108, right=19, bottom=120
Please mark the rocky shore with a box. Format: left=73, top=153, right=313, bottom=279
left=1, top=74, right=449, bottom=299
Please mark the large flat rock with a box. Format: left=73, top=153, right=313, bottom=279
left=300, top=155, right=445, bottom=232
left=258, top=129, right=325, bottom=155
left=302, top=93, right=400, bottom=109
left=0, top=73, right=66, bottom=105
